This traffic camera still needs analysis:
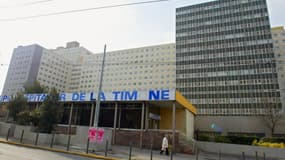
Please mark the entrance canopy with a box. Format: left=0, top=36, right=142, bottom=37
left=0, top=89, right=196, bottom=115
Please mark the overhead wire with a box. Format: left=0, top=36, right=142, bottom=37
left=0, top=0, right=56, bottom=8
left=0, top=0, right=169, bottom=22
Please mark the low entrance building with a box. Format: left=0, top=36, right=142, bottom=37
left=1, top=89, right=196, bottom=152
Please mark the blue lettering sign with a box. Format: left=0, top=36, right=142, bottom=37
left=161, top=90, right=169, bottom=100
left=90, top=92, right=96, bottom=101
left=149, top=90, right=160, bottom=100
left=36, top=94, right=41, bottom=101
left=3, top=95, right=9, bottom=102
left=112, top=91, right=120, bottom=100
left=40, top=94, right=47, bottom=101
left=100, top=92, right=106, bottom=101
left=72, top=93, right=79, bottom=101
left=80, top=93, right=86, bottom=101
left=60, top=93, right=66, bottom=101
left=125, top=91, right=137, bottom=100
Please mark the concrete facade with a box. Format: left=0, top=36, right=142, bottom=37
left=272, top=26, right=285, bottom=112
left=3, top=42, right=176, bottom=95
left=195, top=115, right=285, bottom=137
left=0, top=122, right=112, bottom=151
left=2, top=45, right=44, bottom=95
left=176, top=0, right=281, bottom=116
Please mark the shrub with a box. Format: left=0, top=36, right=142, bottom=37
left=227, top=136, right=259, bottom=145
left=16, top=110, right=31, bottom=125
left=260, top=137, right=285, bottom=143
left=198, top=134, right=210, bottom=141
left=214, top=136, right=231, bottom=143
left=30, top=109, right=41, bottom=127
left=252, top=139, right=258, bottom=146
left=7, top=93, right=28, bottom=121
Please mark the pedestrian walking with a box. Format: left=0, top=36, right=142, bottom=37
left=160, top=134, right=169, bottom=155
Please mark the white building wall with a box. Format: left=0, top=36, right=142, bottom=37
left=37, top=42, right=176, bottom=93
left=36, top=49, right=72, bottom=92
left=78, top=43, right=176, bottom=92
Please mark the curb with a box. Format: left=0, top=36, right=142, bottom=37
left=0, top=139, right=118, bottom=160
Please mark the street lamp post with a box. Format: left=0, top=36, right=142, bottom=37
left=93, top=45, right=107, bottom=128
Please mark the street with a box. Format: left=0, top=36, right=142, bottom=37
left=0, top=143, right=96, bottom=160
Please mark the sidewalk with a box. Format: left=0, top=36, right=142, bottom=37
left=111, top=145, right=195, bottom=160
left=0, top=136, right=252, bottom=160
left=0, top=136, right=197, bottom=160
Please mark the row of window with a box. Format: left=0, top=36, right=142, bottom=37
left=177, top=73, right=277, bottom=83
left=198, top=106, right=281, bottom=116
left=178, top=84, right=279, bottom=92
left=176, top=0, right=264, bottom=15
left=179, top=78, right=277, bottom=88
left=186, top=92, right=279, bottom=99
left=177, top=53, right=274, bottom=65
left=177, top=30, right=270, bottom=44
left=177, top=48, right=272, bottom=61
left=176, top=68, right=276, bottom=79
left=189, top=97, right=279, bottom=105
left=178, top=40, right=271, bottom=53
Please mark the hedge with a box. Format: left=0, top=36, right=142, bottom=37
left=197, top=134, right=260, bottom=145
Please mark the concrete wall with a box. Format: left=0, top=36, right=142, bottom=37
left=160, top=108, right=187, bottom=134
left=0, top=122, right=112, bottom=151
left=55, top=126, right=112, bottom=150
left=195, top=116, right=285, bottom=136
left=186, top=110, right=194, bottom=139
left=114, top=129, right=180, bottom=151
left=0, top=122, right=14, bottom=136
left=197, top=141, right=285, bottom=159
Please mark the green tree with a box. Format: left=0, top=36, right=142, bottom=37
left=37, top=88, right=63, bottom=133
left=30, top=108, right=41, bottom=127
left=24, top=81, right=48, bottom=93
left=17, top=110, right=31, bottom=125
left=262, top=104, right=283, bottom=136
left=7, top=92, right=28, bottom=121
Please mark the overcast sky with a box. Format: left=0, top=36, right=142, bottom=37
left=0, top=0, right=284, bottom=93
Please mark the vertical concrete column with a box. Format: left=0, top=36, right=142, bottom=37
left=5, top=110, right=9, bottom=122
left=67, top=103, right=74, bottom=135
left=112, top=103, right=118, bottom=145
left=118, top=105, right=122, bottom=129
left=145, top=103, right=149, bottom=131
left=172, top=102, right=176, bottom=153
left=89, top=103, right=94, bottom=127
left=140, top=103, right=145, bottom=149
left=74, top=106, right=78, bottom=125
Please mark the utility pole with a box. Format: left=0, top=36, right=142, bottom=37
left=93, top=45, right=107, bottom=128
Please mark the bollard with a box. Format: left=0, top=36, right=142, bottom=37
left=6, top=128, right=10, bottom=141
left=150, top=143, right=153, bottom=160
left=196, top=148, right=199, bottom=160
left=218, top=150, right=221, bottom=160
left=129, top=141, right=132, bottom=160
left=263, top=152, right=266, bottom=160
left=242, top=152, right=245, bottom=160
left=105, top=140, right=109, bottom=157
left=50, top=133, right=55, bottom=148
left=35, top=132, right=39, bottom=146
left=67, top=135, right=71, bottom=151
left=20, top=129, right=24, bottom=143
left=86, top=138, right=90, bottom=154
left=170, top=148, right=173, bottom=160
left=255, top=151, right=258, bottom=160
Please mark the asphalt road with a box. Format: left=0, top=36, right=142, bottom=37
left=0, top=143, right=97, bottom=160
